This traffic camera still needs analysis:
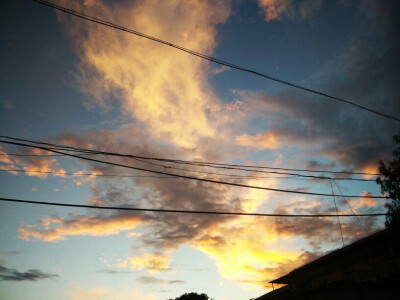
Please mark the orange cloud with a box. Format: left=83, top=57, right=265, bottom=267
left=236, top=132, right=279, bottom=150
left=1, top=147, right=67, bottom=179
left=362, top=164, right=378, bottom=179
left=72, top=169, right=103, bottom=186
left=18, top=214, right=143, bottom=242
left=348, top=191, right=378, bottom=212
left=258, top=0, right=290, bottom=22
left=0, top=147, right=19, bottom=175
left=1, top=149, right=65, bottom=178
left=117, top=252, right=170, bottom=274
left=60, top=0, right=231, bottom=148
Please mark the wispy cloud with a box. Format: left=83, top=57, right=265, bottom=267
left=136, top=276, right=185, bottom=285
left=96, top=269, right=133, bottom=275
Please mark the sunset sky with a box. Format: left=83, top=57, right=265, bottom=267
left=0, top=0, right=399, bottom=299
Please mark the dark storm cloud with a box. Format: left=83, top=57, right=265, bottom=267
left=251, top=0, right=400, bottom=171
left=0, top=264, right=58, bottom=281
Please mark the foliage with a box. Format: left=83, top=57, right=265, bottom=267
left=376, top=135, right=400, bottom=227
left=167, top=292, right=211, bottom=300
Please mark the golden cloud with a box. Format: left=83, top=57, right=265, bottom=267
left=61, top=0, right=231, bottom=148
left=189, top=178, right=306, bottom=288
left=18, top=214, right=143, bottom=242
left=193, top=216, right=300, bottom=288
left=236, top=132, right=279, bottom=150
left=117, top=252, right=170, bottom=274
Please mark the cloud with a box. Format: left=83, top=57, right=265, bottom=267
left=192, top=216, right=303, bottom=288
left=18, top=213, right=144, bottom=242
left=0, top=146, right=66, bottom=179
left=14, top=125, right=382, bottom=288
left=271, top=195, right=380, bottom=246
left=347, top=192, right=378, bottom=212
left=13, top=129, right=337, bottom=288
left=0, top=264, right=58, bottom=281
left=117, top=253, right=170, bottom=274
left=306, top=160, right=336, bottom=170
left=15, top=1, right=396, bottom=290
left=210, top=65, right=230, bottom=75
left=59, top=0, right=231, bottom=148
left=96, top=269, right=133, bottom=275
left=136, top=276, right=184, bottom=285
left=136, top=276, right=165, bottom=285
left=258, top=0, right=322, bottom=22
left=236, top=132, right=279, bottom=150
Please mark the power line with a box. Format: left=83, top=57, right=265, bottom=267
left=330, top=179, right=344, bottom=247
left=332, top=179, right=368, bottom=234
left=0, top=197, right=390, bottom=218
left=32, top=0, right=400, bottom=122
left=0, top=135, right=380, bottom=177
left=0, top=168, right=307, bottom=181
left=0, top=153, right=95, bottom=157
left=0, top=139, right=388, bottom=199
left=0, top=151, right=376, bottom=182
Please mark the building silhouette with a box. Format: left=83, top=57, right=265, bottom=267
left=255, top=227, right=400, bottom=300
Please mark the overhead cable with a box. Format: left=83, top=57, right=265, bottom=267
left=0, top=135, right=380, bottom=177
left=332, top=179, right=368, bottom=234
left=0, top=168, right=308, bottom=181
left=0, top=197, right=390, bottom=218
left=32, top=0, right=400, bottom=122
left=0, top=160, right=377, bottom=182
left=0, top=139, right=387, bottom=199
left=330, top=179, right=344, bottom=247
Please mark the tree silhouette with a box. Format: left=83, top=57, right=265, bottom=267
left=376, top=134, right=400, bottom=227
left=167, top=292, right=212, bottom=300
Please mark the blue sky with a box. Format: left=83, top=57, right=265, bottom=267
left=1, top=0, right=399, bottom=299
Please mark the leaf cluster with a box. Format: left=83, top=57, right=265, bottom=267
left=168, top=292, right=212, bottom=300
left=376, top=135, right=400, bottom=227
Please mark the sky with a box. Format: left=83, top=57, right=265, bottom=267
left=0, top=0, right=399, bottom=299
